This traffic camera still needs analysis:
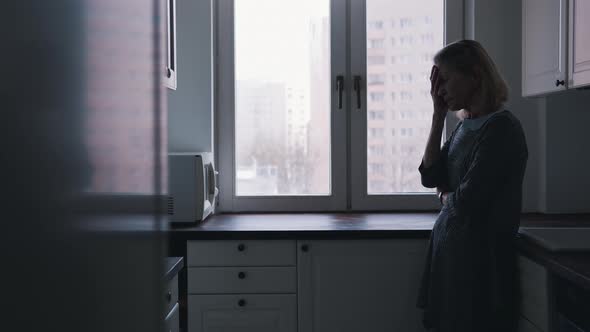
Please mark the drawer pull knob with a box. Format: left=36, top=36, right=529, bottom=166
left=555, top=79, right=565, bottom=86
left=301, top=244, right=309, bottom=252
left=166, top=291, right=172, bottom=303
left=237, top=243, right=246, bottom=252
left=238, top=299, right=246, bottom=307
left=238, top=271, right=246, bottom=279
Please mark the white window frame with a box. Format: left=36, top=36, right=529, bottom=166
left=215, top=0, right=463, bottom=212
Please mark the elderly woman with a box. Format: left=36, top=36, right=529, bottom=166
left=417, top=39, right=528, bottom=332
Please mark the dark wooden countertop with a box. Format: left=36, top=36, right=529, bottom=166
left=169, top=212, right=590, bottom=291
left=169, top=212, right=436, bottom=240
left=517, top=215, right=590, bottom=291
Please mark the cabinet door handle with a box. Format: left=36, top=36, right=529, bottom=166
left=353, top=75, right=362, bottom=109
left=238, top=271, right=246, bottom=279
left=555, top=79, right=565, bottom=86
left=301, top=244, right=309, bottom=252
left=166, top=291, right=172, bottom=303
left=336, top=75, right=344, bottom=109
left=238, top=299, right=246, bottom=307
left=237, top=243, right=246, bottom=252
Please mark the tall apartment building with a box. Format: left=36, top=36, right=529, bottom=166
left=366, top=0, right=443, bottom=194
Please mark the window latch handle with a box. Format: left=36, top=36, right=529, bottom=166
left=336, top=75, right=344, bottom=109
left=353, top=75, right=362, bottom=109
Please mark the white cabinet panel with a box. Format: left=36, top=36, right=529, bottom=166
left=518, top=255, right=550, bottom=332
left=522, top=0, right=568, bottom=96
left=519, top=315, right=544, bottom=332
left=297, top=240, right=428, bottom=332
left=188, top=294, right=296, bottom=332
left=569, top=0, right=590, bottom=88
left=188, top=267, right=296, bottom=294
left=187, top=240, right=296, bottom=267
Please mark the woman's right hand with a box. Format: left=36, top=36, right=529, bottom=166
left=430, top=65, right=448, bottom=118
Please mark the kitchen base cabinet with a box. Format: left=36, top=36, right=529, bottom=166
left=297, top=239, right=428, bottom=332
left=518, top=255, right=555, bottom=332
left=188, top=294, right=296, bottom=332
left=520, top=316, right=545, bottom=332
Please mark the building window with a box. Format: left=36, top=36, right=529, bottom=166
left=369, top=110, right=385, bottom=120
left=367, top=55, right=386, bottom=65
left=368, top=38, right=385, bottom=49
left=368, top=73, right=385, bottom=85
left=368, top=20, right=383, bottom=30
left=369, top=92, right=385, bottom=102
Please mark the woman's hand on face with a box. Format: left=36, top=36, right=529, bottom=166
left=430, top=65, right=448, bottom=117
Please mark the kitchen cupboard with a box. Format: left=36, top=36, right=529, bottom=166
left=186, top=239, right=428, bottom=332
left=297, top=240, right=428, bottom=332
left=568, top=0, right=590, bottom=89
left=522, top=0, right=568, bottom=97
left=187, top=240, right=297, bottom=332
left=522, top=0, right=590, bottom=96
left=518, top=255, right=554, bottom=332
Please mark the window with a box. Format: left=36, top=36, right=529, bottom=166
left=369, top=110, right=385, bottom=120
left=368, top=20, right=383, bottom=30
left=421, top=33, right=434, bottom=44
left=368, top=73, right=385, bottom=85
left=369, top=92, right=385, bottom=102
left=368, top=38, right=384, bottom=49
left=367, top=55, right=386, bottom=65
left=400, top=72, right=413, bottom=83
left=400, top=17, right=413, bottom=28
left=400, top=35, right=414, bottom=46
left=217, top=0, right=461, bottom=211
left=369, top=128, right=385, bottom=138
left=400, top=91, right=413, bottom=101
left=369, top=145, right=385, bottom=156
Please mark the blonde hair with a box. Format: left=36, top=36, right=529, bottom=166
left=434, top=39, right=508, bottom=113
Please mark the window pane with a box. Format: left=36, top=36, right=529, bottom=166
left=366, top=0, right=444, bottom=194
left=235, top=0, right=330, bottom=196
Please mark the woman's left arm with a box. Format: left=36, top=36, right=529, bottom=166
left=444, top=116, right=525, bottom=218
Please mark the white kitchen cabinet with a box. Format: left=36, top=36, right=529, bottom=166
left=522, top=0, right=568, bottom=97
left=519, top=315, right=545, bottom=332
left=568, top=0, right=590, bottom=88
left=188, top=294, right=296, bottom=332
left=297, top=239, right=429, bottom=332
left=518, top=255, right=554, bottom=332
left=187, top=240, right=297, bottom=332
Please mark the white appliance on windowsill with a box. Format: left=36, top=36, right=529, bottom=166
left=168, top=152, right=218, bottom=224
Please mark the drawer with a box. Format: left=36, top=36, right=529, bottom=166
left=187, top=240, right=296, bottom=267
left=164, top=302, right=179, bottom=332
left=164, top=274, right=179, bottom=315
left=188, top=267, right=296, bottom=294
left=518, top=255, right=550, bottom=332
left=188, top=294, right=296, bottom=332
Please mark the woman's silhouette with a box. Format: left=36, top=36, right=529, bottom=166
left=417, top=39, right=528, bottom=332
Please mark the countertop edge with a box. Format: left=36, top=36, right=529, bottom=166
left=516, top=236, right=590, bottom=292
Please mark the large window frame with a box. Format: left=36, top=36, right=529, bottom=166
left=216, top=0, right=463, bottom=212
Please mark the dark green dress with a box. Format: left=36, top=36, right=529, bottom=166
left=417, top=110, right=528, bottom=332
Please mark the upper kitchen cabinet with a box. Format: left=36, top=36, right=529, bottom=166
left=569, top=0, right=590, bottom=88
left=522, top=0, right=568, bottom=97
